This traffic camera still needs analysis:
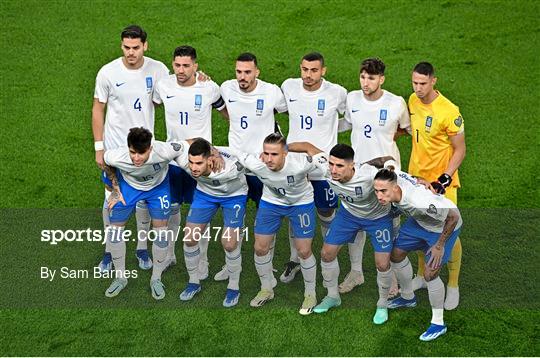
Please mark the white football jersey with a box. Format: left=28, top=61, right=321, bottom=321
left=154, top=75, right=224, bottom=143
left=315, top=159, right=390, bottom=220
left=394, top=170, right=463, bottom=233
left=229, top=150, right=326, bottom=206
left=345, top=90, right=410, bottom=167
left=282, top=78, right=347, bottom=153
left=104, top=141, right=186, bottom=191
left=175, top=149, right=248, bottom=197
left=221, top=79, right=287, bottom=155
left=94, top=57, right=169, bottom=150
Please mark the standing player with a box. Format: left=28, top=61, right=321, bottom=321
left=408, top=62, right=466, bottom=310
left=175, top=139, right=248, bottom=307
left=153, top=45, right=227, bottom=278
left=215, top=53, right=287, bottom=281
left=338, top=58, right=410, bottom=294
left=103, top=128, right=188, bottom=299
left=280, top=52, right=347, bottom=284
left=92, top=25, right=169, bottom=272
left=226, top=133, right=325, bottom=315
left=373, top=168, right=462, bottom=341
left=288, top=142, right=396, bottom=324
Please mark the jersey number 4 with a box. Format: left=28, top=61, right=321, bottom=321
left=133, top=98, right=142, bottom=112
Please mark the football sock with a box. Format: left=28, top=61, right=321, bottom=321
left=317, top=211, right=335, bottom=240
left=198, top=223, right=211, bottom=270
left=225, top=245, right=242, bottom=290
left=427, top=277, right=445, bottom=325
left=348, top=231, right=366, bottom=273
left=391, top=257, right=414, bottom=300
left=135, top=201, right=150, bottom=251
left=254, top=252, right=273, bottom=290
left=288, top=223, right=299, bottom=263
left=108, top=226, right=126, bottom=278
left=447, top=238, right=462, bottom=287
left=166, top=203, right=181, bottom=261
left=299, top=254, right=317, bottom=295
left=183, top=243, right=200, bottom=284
left=321, top=258, right=340, bottom=298
left=102, top=194, right=111, bottom=255
left=151, top=227, right=168, bottom=280
left=377, top=268, right=393, bottom=308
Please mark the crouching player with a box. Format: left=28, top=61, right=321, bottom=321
left=373, top=168, right=462, bottom=341
left=289, top=142, right=396, bottom=324
left=227, top=133, right=326, bottom=315
left=103, top=127, right=188, bottom=299
left=176, top=138, right=247, bottom=307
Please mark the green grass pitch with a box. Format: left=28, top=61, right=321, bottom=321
left=1, top=0, right=539, bottom=356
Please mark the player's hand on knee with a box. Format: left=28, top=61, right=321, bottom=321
left=107, top=188, right=126, bottom=210
left=426, top=245, right=444, bottom=269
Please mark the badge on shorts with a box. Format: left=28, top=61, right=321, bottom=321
left=212, top=179, right=221, bottom=186
left=194, top=94, right=202, bottom=111
left=425, top=116, right=433, bottom=133
left=317, top=99, right=325, bottom=116
left=454, top=116, right=463, bottom=127
left=287, top=175, right=295, bottom=184
left=427, top=204, right=437, bottom=214
left=379, top=109, right=387, bottom=126
left=153, top=163, right=161, bottom=171
left=355, top=186, right=363, bottom=197
left=146, top=77, right=153, bottom=93
left=256, top=99, right=264, bottom=116
left=171, top=142, right=182, bottom=151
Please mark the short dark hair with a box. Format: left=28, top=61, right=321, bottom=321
left=413, top=62, right=435, bottom=77
left=237, top=52, right=258, bottom=67
left=121, top=25, right=147, bottom=43
left=173, top=45, right=197, bottom=61
left=188, top=138, right=212, bottom=158
left=127, top=127, right=152, bottom=152
left=302, top=52, right=325, bottom=66
left=329, top=144, right=355, bottom=161
left=263, top=132, right=287, bottom=147
left=360, top=58, right=385, bottom=75
left=374, top=168, right=397, bottom=183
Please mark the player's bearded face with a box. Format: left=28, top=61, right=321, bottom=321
left=373, top=180, right=394, bottom=205
left=236, top=61, right=259, bottom=92
left=329, top=157, right=353, bottom=182
left=188, top=155, right=209, bottom=177
left=412, top=72, right=436, bottom=100
left=129, top=146, right=151, bottom=167
left=360, top=71, right=383, bottom=96
left=173, top=56, right=198, bottom=84
left=262, top=143, right=286, bottom=171
left=300, top=60, right=326, bottom=89
left=121, top=38, right=147, bottom=67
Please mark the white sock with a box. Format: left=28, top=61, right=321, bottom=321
left=376, top=268, right=393, bottom=307
left=427, top=277, right=445, bottom=325
left=198, top=223, right=210, bottom=271
left=108, top=226, right=126, bottom=279
left=183, top=243, right=200, bottom=284
left=321, top=258, right=340, bottom=298
left=288, top=224, right=299, bottom=263
left=151, top=227, right=169, bottom=280
left=225, top=245, right=242, bottom=290
left=167, top=203, right=181, bottom=261
left=391, top=257, right=414, bottom=300
left=135, top=201, right=150, bottom=251
left=269, top=235, right=276, bottom=271
left=254, top=252, right=273, bottom=290
left=317, top=211, right=335, bottom=240
left=102, top=192, right=111, bottom=255
left=348, top=231, right=366, bottom=273
left=299, top=254, right=317, bottom=295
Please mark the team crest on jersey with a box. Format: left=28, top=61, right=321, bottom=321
left=170, top=142, right=183, bottom=151
left=317, top=156, right=328, bottom=164
left=235, top=161, right=244, bottom=171
left=355, top=186, right=363, bottom=197
left=317, top=99, right=325, bottom=116
left=153, top=163, right=161, bottom=171
left=146, top=77, right=153, bottom=93
left=256, top=99, right=264, bottom=116
left=194, top=94, right=202, bottom=112
left=425, top=116, right=433, bottom=133
left=454, top=116, right=463, bottom=127
left=287, top=175, right=295, bottom=184
left=379, top=109, right=387, bottom=126
left=427, top=204, right=437, bottom=214
left=212, top=179, right=221, bottom=186
left=306, top=156, right=313, bottom=163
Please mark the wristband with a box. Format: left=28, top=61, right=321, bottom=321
left=383, top=159, right=397, bottom=170
left=94, top=141, right=104, bottom=151
left=437, top=173, right=453, bottom=188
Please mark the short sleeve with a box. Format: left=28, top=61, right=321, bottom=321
left=397, top=97, right=411, bottom=130
left=273, top=85, right=288, bottom=113
left=153, top=80, right=163, bottom=104
left=94, top=68, right=109, bottom=103
left=337, top=86, right=347, bottom=115
left=445, top=108, right=464, bottom=136
left=344, top=95, right=352, bottom=124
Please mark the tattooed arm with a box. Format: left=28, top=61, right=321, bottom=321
left=427, top=208, right=459, bottom=269
left=104, top=165, right=126, bottom=210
